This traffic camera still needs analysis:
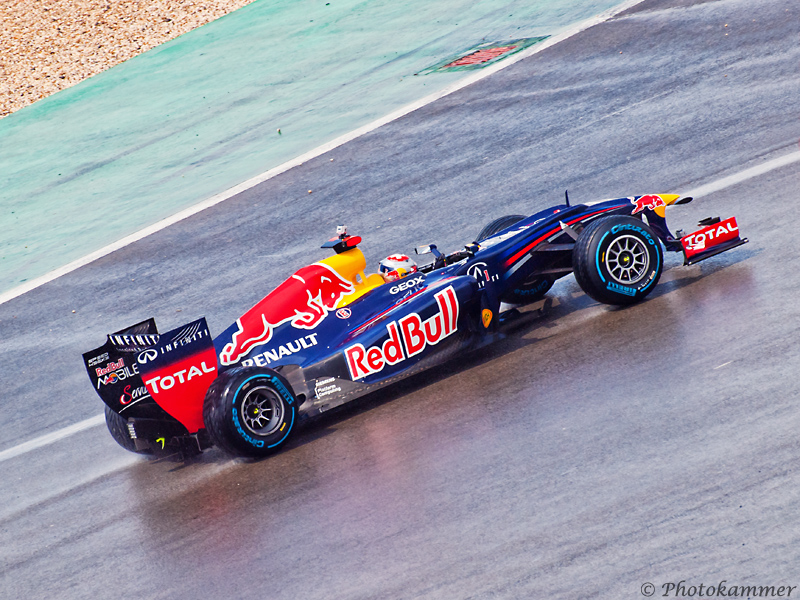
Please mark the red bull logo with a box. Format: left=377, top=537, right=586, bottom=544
left=631, top=194, right=667, bottom=214
left=344, top=286, right=459, bottom=380
left=220, top=263, right=355, bottom=366
left=96, top=358, right=125, bottom=377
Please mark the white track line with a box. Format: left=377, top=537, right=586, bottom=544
left=0, top=0, right=648, bottom=308
left=0, top=414, right=104, bottom=464
left=685, top=151, right=800, bottom=199
left=2, top=147, right=798, bottom=462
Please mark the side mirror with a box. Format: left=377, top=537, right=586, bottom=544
left=415, top=244, right=445, bottom=269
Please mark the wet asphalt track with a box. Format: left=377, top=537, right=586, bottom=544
left=2, top=0, right=800, bottom=597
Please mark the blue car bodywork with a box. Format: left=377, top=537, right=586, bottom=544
left=83, top=193, right=746, bottom=458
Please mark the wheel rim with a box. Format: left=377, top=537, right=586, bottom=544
left=606, top=235, right=650, bottom=284
left=240, top=385, right=284, bottom=436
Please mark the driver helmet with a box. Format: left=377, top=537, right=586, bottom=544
left=379, top=254, right=418, bottom=282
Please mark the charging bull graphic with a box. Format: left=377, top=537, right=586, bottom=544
left=220, top=263, right=355, bottom=366
left=631, top=194, right=667, bottom=215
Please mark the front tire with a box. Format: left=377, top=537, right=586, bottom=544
left=572, top=215, right=663, bottom=305
left=203, top=367, right=297, bottom=458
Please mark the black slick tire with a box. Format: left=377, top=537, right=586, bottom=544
left=502, top=278, right=554, bottom=305
left=572, top=215, right=663, bottom=305
left=203, top=367, right=297, bottom=458
left=104, top=405, right=151, bottom=454
left=476, top=214, right=553, bottom=305
left=476, top=214, right=526, bottom=243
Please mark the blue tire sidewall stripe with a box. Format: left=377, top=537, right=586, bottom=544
left=595, top=224, right=661, bottom=294
left=233, top=374, right=295, bottom=448
left=596, top=231, right=610, bottom=283
left=639, top=240, right=661, bottom=292
left=268, top=408, right=295, bottom=449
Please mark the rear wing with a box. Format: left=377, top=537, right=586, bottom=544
left=83, top=318, right=162, bottom=419
left=83, top=317, right=217, bottom=433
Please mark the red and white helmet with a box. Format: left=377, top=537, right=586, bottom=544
left=379, top=254, right=418, bottom=282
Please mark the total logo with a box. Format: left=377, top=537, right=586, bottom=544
left=390, top=275, right=425, bottom=295
left=682, top=217, right=739, bottom=252
left=144, top=361, right=216, bottom=394
left=240, top=333, right=319, bottom=367
left=344, top=286, right=459, bottom=380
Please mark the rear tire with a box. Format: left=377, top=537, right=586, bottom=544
left=203, top=367, right=297, bottom=458
left=476, top=214, right=553, bottom=305
left=476, top=214, right=526, bottom=243
left=572, top=215, right=663, bottom=305
left=502, top=278, right=554, bottom=305
left=104, top=405, right=151, bottom=454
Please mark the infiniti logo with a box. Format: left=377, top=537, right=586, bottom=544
left=137, top=348, right=159, bottom=364
left=467, top=262, right=490, bottom=280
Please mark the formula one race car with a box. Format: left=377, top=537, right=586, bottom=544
left=84, top=193, right=747, bottom=458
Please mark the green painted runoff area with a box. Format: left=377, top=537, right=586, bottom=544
left=0, top=0, right=625, bottom=295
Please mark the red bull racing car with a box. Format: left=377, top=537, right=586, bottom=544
left=83, top=193, right=747, bottom=458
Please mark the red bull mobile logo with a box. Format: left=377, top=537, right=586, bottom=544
left=344, top=286, right=459, bottom=381
left=631, top=194, right=667, bottom=214
left=220, top=263, right=355, bottom=366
